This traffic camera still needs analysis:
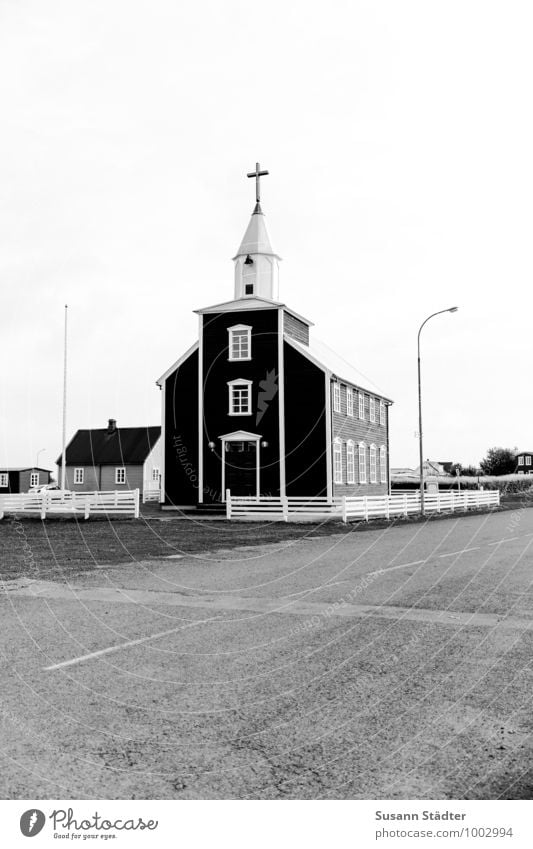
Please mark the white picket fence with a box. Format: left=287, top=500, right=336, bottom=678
left=226, top=490, right=500, bottom=522
left=0, top=489, right=140, bottom=520
left=142, top=485, right=161, bottom=504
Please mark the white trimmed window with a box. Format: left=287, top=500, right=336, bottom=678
left=0, top=473, right=8, bottom=487
left=526, top=456, right=532, bottom=466
left=358, top=392, right=365, bottom=420
left=346, top=440, right=355, bottom=484
left=115, top=467, right=126, bottom=484
left=518, top=455, right=524, bottom=464
left=30, top=472, right=39, bottom=487
left=358, top=443, right=367, bottom=484
left=332, top=382, right=341, bottom=413
left=370, top=397, right=376, bottom=423
left=333, top=438, right=343, bottom=483
left=346, top=387, right=354, bottom=417
left=369, top=445, right=377, bottom=483
left=379, top=400, right=386, bottom=426
left=74, top=468, right=84, bottom=484
left=152, top=467, right=160, bottom=481
left=228, top=379, right=252, bottom=415
left=228, top=324, right=252, bottom=361
left=380, top=446, right=387, bottom=483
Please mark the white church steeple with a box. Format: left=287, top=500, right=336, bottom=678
left=232, top=162, right=281, bottom=301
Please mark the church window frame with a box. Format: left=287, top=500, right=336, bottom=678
left=380, top=446, right=387, bottom=483
left=370, top=445, right=377, bottom=483
left=358, top=442, right=367, bottom=484
left=228, top=325, right=252, bottom=362
left=358, top=392, right=365, bottom=420
left=380, top=400, right=386, bottom=426
left=346, top=440, right=355, bottom=484
left=332, top=382, right=341, bottom=413
left=346, top=387, right=354, bottom=417
left=333, top=438, right=343, bottom=484
left=228, top=379, right=253, bottom=416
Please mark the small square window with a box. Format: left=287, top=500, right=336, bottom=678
left=228, top=380, right=252, bottom=415
left=0, top=473, right=8, bottom=488
left=244, top=283, right=254, bottom=295
left=228, top=325, right=252, bottom=361
left=74, top=468, right=84, bottom=484
left=115, top=467, right=126, bottom=485
left=152, top=467, right=160, bottom=481
left=30, top=472, right=39, bottom=487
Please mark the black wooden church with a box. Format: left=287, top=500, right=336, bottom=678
left=157, top=165, right=392, bottom=507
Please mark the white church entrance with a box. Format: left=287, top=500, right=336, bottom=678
left=219, top=431, right=261, bottom=500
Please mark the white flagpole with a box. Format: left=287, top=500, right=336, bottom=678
left=60, top=304, right=68, bottom=491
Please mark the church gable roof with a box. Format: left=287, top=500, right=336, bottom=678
left=285, top=335, right=393, bottom=402
left=195, top=296, right=313, bottom=327
left=156, top=341, right=198, bottom=386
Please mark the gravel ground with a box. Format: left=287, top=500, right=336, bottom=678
left=0, top=507, right=532, bottom=799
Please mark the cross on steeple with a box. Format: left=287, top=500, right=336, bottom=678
left=247, top=162, right=269, bottom=208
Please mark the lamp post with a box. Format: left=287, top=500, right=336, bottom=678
left=418, top=307, right=458, bottom=514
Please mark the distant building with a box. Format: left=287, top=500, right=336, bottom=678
left=515, top=451, right=533, bottom=475
left=57, top=419, right=161, bottom=497
left=414, top=460, right=453, bottom=477
left=0, top=467, right=52, bottom=493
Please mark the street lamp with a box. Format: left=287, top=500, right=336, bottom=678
left=418, top=307, right=458, bottom=514
left=36, top=447, right=46, bottom=468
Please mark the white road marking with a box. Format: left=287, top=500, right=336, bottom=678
left=43, top=617, right=214, bottom=671
left=439, top=547, right=480, bottom=557
left=368, top=559, right=427, bottom=576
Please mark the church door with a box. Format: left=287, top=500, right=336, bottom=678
left=224, top=441, right=257, bottom=497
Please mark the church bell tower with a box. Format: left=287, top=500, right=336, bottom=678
left=232, top=162, right=281, bottom=301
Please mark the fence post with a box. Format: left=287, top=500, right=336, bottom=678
left=364, top=497, right=369, bottom=522
left=403, top=493, right=408, bottom=516
left=342, top=496, right=347, bottom=524
left=226, top=489, right=231, bottom=519
left=40, top=493, right=46, bottom=521
left=134, top=488, right=140, bottom=518
left=463, top=493, right=468, bottom=512
left=385, top=496, right=390, bottom=520
left=282, top=496, right=289, bottom=522
left=85, top=497, right=90, bottom=520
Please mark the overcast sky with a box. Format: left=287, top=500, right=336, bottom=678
left=1, top=0, right=531, bottom=473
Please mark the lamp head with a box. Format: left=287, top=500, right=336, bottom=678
left=448, top=306, right=459, bottom=313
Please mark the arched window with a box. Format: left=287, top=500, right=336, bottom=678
left=380, top=445, right=387, bottom=483
left=358, top=442, right=367, bottom=484
left=370, top=444, right=377, bottom=483
left=333, top=438, right=343, bottom=484
left=346, top=440, right=355, bottom=483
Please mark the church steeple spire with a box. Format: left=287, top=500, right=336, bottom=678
left=233, top=162, right=281, bottom=301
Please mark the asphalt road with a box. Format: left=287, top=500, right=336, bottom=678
left=1, top=508, right=532, bottom=799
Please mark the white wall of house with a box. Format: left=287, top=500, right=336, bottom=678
left=143, top=437, right=162, bottom=494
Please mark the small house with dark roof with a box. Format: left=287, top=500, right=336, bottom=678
left=57, top=419, right=161, bottom=498
left=515, top=451, right=533, bottom=475
left=0, top=467, right=52, bottom=494
left=157, top=165, right=393, bottom=507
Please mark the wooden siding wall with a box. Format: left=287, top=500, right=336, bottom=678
left=331, top=383, right=389, bottom=496
left=283, top=311, right=309, bottom=345
left=61, top=466, right=100, bottom=492
left=283, top=342, right=328, bottom=496
left=101, top=465, right=144, bottom=492
left=202, top=309, right=281, bottom=500
left=164, top=348, right=199, bottom=506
